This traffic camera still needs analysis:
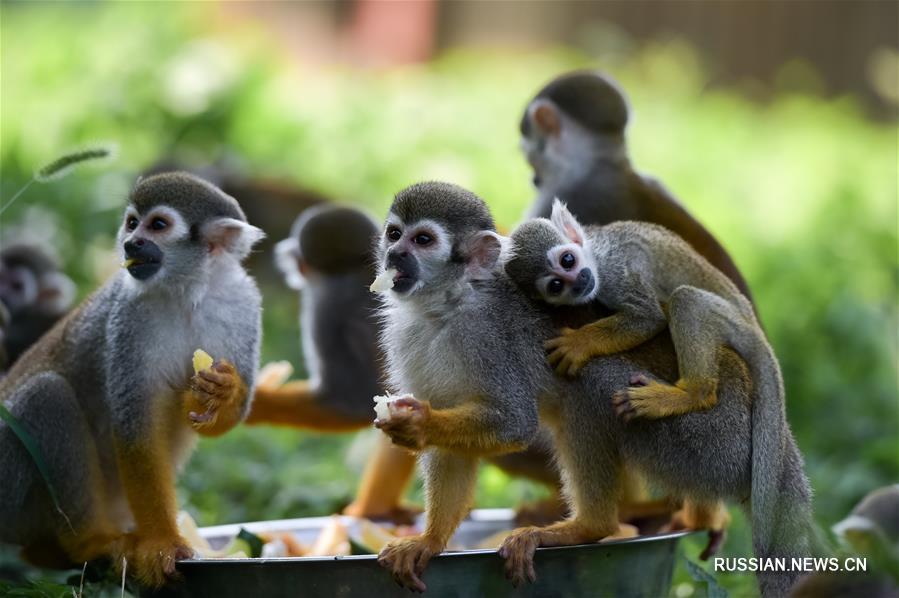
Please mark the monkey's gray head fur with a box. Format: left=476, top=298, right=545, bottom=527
left=375, top=181, right=503, bottom=301
left=505, top=200, right=598, bottom=306
left=118, top=172, right=264, bottom=292
left=275, top=204, right=378, bottom=289
left=520, top=70, right=630, bottom=192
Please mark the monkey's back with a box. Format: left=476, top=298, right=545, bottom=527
left=592, top=221, right=752, bottom=318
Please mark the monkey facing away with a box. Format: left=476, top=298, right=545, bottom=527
left=372, top=182, right=812, bottom=597
left=509, top=199, right=769, bottom=423
left=244, top=203, right=422, bottom=521
left=520, top=70, right=754, bottom=304
left=0, top=172, right=263, bottom=586
left=0, top=241, right=75, bottom=369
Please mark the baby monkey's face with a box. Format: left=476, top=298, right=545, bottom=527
left=537, top=241, right=597, bottom=306
left=505, top=203, right=598, bottom=307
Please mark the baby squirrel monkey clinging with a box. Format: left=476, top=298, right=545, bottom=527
left=0, top=172, right=263, bottom=586
left=506, top=199, right=776, bottom=422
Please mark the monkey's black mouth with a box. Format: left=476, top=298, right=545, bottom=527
left=124, top=239, right=164, bottom=281
left=126, top=259, right=162, bottom=280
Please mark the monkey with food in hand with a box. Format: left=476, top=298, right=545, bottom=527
left=0, top=172, right=263, bottom=586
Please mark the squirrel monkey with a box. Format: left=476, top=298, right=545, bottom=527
left=372, top=182, right=812, bottom=597
left=0, top=172, right=263, bottom=587
left=507, top=199, right=771, bottom=423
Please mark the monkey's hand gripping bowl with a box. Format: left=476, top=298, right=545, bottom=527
left=143, top=510, right=693, bottom=598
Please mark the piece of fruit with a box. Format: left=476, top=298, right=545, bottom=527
left=373, top=395, right=393, bottom=420
left=369, top=268, right=397, bottom=292
left=192, top=349, right=214, bottom=374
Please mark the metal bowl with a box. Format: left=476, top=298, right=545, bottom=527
left=146, top=509, right=691, bottom=597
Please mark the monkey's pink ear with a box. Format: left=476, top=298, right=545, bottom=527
left=464, top=230, right=506, bottom=280
left=203, top=217, right=265, bottom=258
left=550, top=199, right=586, bottom=245
left=529, top=99, right=561, bottom=136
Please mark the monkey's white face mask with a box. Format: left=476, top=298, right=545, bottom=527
left=375, top=215, right=505, bottom=301
left=118, top=205, right=264, bottom=295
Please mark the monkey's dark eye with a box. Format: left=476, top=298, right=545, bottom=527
left=126, top=216, right=139, bottom=231
left=150, top=217, right=168, bottom=231
left=547, top=279, right=564, bottom=295
left=386, top=227, right=402, bottom=242
left=413, top=233, right=433, bottom=246
left=560, top=252, right=575, bottom=270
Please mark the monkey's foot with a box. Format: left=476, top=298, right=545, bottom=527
left=377, top=534, right=443, bottom=592
left=498, top=520, right=614, bottom=586
left=115, top=533, right=193, bottom=588
left=612, top=374, right=688, bottom=421
left=184, top=359, right=246, bottom=435
left=613, top=375, right=719, bottom=421
left=663, top=502, right=731, bottom=560
left=544, top=327, right=603, bottom=376
left=374, top=396, right=431, bottom=451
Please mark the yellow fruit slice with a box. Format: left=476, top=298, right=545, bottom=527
left=358, top=518, right=398, bottom=553
left=192, top=349, right=214, bottom=374
left=122, top=258, right=135, bottom=268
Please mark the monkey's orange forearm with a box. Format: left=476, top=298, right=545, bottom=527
left=245, top=380, right=370, bottom=432
left=424, top=401, right=529, bottom=456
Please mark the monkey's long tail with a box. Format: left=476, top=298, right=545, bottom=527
left=744, top=337, right=813, bottom=597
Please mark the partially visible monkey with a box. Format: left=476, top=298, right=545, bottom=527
left=246, top=204, right=383, bottom=430
left=0, top=242, right=75, bottom=368
left=372, top=182, right=812, bottom=597
left=510, top=200, right=769, bottom=423
left=520, top=70, right=754, bottom=304
left=244, top=204, right=421, bottom=521
left=792, top=485, right=899, bottom=597
left=0, top=172, right=263, bottom=586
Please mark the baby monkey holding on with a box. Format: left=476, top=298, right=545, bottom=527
left=507, top=199, right=776, bottom=422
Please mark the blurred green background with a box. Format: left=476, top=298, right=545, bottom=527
left=1, top=1, right=896, bottom=596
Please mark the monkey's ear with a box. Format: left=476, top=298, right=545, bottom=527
left=463, top=230, right=506, bottom=280
left=274, top=237, right=304, bottom=289
left=529, top=99, right=561, bottom=137
left=550, top=199, right=586, bottom=246
left=203, top=217, right=265, bottom=259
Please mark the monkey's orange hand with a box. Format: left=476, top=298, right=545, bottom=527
left=544, top=327, right=597, bottom=377
left=377, top=534, right=443, bottom=592
left=183, top=360, right=247, bottom=436
left=374, top=396, right=431, bottom=451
